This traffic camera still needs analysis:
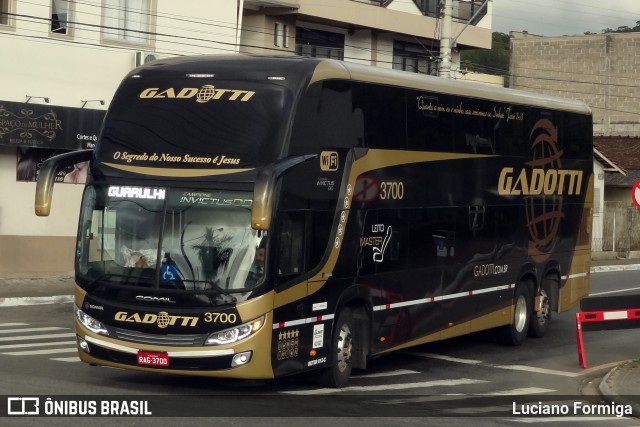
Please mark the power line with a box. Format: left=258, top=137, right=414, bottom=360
left=6, top=1, right=640, bottom=95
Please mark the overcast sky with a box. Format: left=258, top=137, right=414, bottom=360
left=491, top=0, right=640, bottom=36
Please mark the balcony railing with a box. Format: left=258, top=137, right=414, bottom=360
left=296, top=44, right=344, bottom=60
left=413, top=0, right=487, bottom=25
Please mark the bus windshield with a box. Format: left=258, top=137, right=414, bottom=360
left=76, top=185, right=266, bottom=294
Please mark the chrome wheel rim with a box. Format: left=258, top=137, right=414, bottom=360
left=336, top=324, right=353, bottom=372
left=536, top=289, right=550, bottom=324
left=514, top=294, right=528, bottom=333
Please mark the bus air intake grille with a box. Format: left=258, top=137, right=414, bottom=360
left=110, top=327, right=207, bottom=346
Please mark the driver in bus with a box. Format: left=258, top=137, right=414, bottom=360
left=245, top=244, right=265, bottom=287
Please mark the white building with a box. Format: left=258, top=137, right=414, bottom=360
left=0, top=0, right=492, bottom=277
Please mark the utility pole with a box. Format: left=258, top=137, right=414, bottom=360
left=438, top=0, right=453, bottom=78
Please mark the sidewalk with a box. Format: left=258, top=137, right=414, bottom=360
left=599, top=360, right=640, bottom=417
left=0, top=275, right=74, bottom=306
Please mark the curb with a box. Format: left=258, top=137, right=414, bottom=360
left=0, top=295, right=74, bottom=307
left=590, top=264, right=640, bottom=273
left=598, top=363, right=640, bottom=417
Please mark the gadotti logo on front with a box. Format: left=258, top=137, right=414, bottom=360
left=114, top=311, right=199, bottom=328
left=139, top=86, right=255, bottom=103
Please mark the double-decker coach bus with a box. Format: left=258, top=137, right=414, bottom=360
left=35, top=55, right=592, bottom=387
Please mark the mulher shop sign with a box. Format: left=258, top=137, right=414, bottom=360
left=0, top=101, right=105, bottom=149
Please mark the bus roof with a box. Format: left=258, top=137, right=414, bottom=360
left=131, top=54, right=591, bottom=116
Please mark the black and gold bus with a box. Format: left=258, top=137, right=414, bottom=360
left=36, top=55, right=593, bottom=387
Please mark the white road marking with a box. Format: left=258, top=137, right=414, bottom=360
left=404, top=351, right=581, bottom=377
left=354, top=369, right=420, bottom=379
left=1, top=348, right=78, bottom=356
left=282, top=378, right=488, bottom=395
left=0, top=341, right=76, bottom=349
left=0, top=327, right=69, bottom=334
left=403, top=351, right=483, bottom=365
left=0, top=333, right=76, bottom=342
left=590, top=286, right=640, bottom=296
left=50, top=357, right=80, bottom=362
left=377, top=387, right=555, bottom=404
left=483, top=387, right=555, bottom=395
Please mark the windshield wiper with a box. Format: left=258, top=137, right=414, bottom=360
left=183, top=280, right=238, bottom=303
left=84, top=271, right=111, bottom=292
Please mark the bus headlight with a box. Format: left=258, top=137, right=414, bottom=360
left=74, top=306, right=109, bottom=336
left=205, top=316, right=265, bottom=346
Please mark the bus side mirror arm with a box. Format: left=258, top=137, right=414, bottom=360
left=251, top=154, right=317, bottom=230
left=35, top=149, right=93, bottom=216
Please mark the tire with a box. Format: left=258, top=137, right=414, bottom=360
left=528, top=275, right=555, bottom=338
left=317, top=308, right=355, bottom=388
left=497, top=282, right=532, bottom=346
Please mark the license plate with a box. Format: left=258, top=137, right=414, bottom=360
left=137, top=351, right=169, bottom=367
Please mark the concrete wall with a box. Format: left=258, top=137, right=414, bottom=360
left=510, top=32, right=640, bottom=137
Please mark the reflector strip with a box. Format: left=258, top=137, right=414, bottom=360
left=272, top=314, right=335, bottom=330
left=273, top=283, right=516, bottom=329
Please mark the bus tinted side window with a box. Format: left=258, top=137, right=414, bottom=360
left=352, top=82, right=407, bottom=150
left=276, top=212, right=306, bottom=279
left=406, top=90, right=455, bottom=152
left=275, top=210, right=333, bottom=284
left=289, top=80, right=362, bottom=155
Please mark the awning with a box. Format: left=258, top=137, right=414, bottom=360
left=0, top=100, right=106, bottom=150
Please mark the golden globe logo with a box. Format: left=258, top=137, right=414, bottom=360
left=497, top=118, right=580, bottom=263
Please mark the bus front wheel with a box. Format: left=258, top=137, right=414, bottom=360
left=497, top=281, right=532, bottom=346
left=317, top=307, right=354, bottom=388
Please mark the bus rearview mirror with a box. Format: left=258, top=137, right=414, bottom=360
left=35, top=149, right=93, bottom=216
left=251, top=154, right=317, bottom=231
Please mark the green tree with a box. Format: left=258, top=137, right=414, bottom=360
left=590, top=20, right=640, bottom=34
left=460, top=32, right=510, bottom=77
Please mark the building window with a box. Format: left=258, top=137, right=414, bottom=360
left=274, top=22, right=290, bottom=48
left=296, top=27, right=344, bottom=60
left=51, top=0, right=72, bottom=35
left=102, top=0, right=151, bottom=45
left=393, top=40, right=437, bottom=75
left=283, top=24, right=289, bottom=48
left=0, top=0, right=13, bottom=26
left=413, top=0, right=439, bottom=17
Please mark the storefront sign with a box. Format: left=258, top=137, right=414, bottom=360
left=0, top=100, right=105, bottom=149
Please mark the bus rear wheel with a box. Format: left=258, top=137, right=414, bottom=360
left=497, top=281, right=532, bottom=346
left=317, top=307, right=354, bottom=388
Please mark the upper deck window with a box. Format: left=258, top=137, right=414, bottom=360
left=96, top=77, right=293, bottom=169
